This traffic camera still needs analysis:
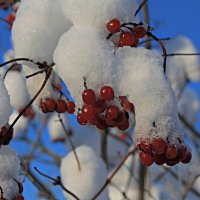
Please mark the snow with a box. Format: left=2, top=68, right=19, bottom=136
left=9, top=112, right=28, bottom=138
left=4, top=71, right=30, bottom=109
left=12, top=0, right=72, bottom=67
left=165, top=35, right=200, bottom=99
left=0, top=76, right=13, bottom=128
left=0, top=179, right=19, bottom=200
left=48, top=113, right=71, bottom=142
left=61, top=145, right=109, bottom=200
left=116, top=47, right=184, bottom=143
left=0, top=146, right=20, bottom=179
left=57, top=0, right=138, bottom=31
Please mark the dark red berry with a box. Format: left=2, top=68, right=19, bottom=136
left=152, top=138, right=167, bottom=154
left=95, top=115, right=107, bottom=130
left=131, top=33, right=139, bottom=47
left=94, top=100, right=107, bottom=113
left=106, top=18, right=121, bottom=33
left=106, top=105, right=119, bottom=119
left=105, top=118, right=117, bottom=127
left=119, top=96, right=135, bottom=113
left=165, top=156, right=180, bottom=166
left=82, top=105, right=95, bottom=121
left=139, top=151, right=154, bottom=166
left=178, top=145, right=187, bottom=161
left=118, top=32, right=139, bottom=47
left=56, top=99, right=67, bottom=113
left=77, top=113, right=87, bottom=125
left=39, top=100, right=48, bottom=113
left=166, top=144, right=178, bottom=159
left=133, top=26, right=146, bottom=38
left=154, top=154, right=166, bottom=165
left=139, top=139, right=152, bottom=153
left=117, top=120, right=129, bottom=130
left=82, top=89, right=96, bottom=105
left=117, top=111, right=129, bottom=125
left=45, top=98, right=56, bottom=112
left=181, top=151, right=192, bottom=164
left=100, top=86, right=114, bottom=101
left=66, top=101, right=75, bottom=114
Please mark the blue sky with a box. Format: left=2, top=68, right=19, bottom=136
left=0, top=1, right=200, bottom=199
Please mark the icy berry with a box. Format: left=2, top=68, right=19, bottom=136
left=133, top=26, right=146, bottom=38
left=100, top=86, right=114, bottom=101
left=106, top=105, right=119, bottom=119
left=56, top=99, right=67, bottom=113
left=152, top=138, right=167, bottom=154
left=106, top=18, right=121, bottom=33
left=94, top=100, right=107, bottom=113
left=118, top=32, right=139, bottom=47
left=77, top=113, right=87, bottom=125
left=181, top=151, right=192, bottom=164
left=45, top=98, right=56, bottom=112
left=139, top=139, right=152, bottom=153
left=82, top=105, right=95, bottom=120
left=154, top=154, right=166, bottom=165
left=82, top=89, right=96, bottom=105
left=66, top=101, right=75, bottom=114
left=166, top=144, right=178, bottom=159
left=139, top=151, right=154, bottom=166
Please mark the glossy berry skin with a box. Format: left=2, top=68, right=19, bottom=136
left=152, top=138, right=167, bottom=154
left=154, top=154, right=166, bottom=165
left=106, top=105, right=119, bottom=119
left=82, top=89, right=96, bottom=105
left=45, top=98, right=56, bottom=112
left=133, top=26, right=146, bottom=38
left=166, top=144, right=178, bottom=159
left=106, top=18, right=121, bottom=33
left=181, top=151, right=192, bottom=164
left=118, top=32, right=134, bottom=47
left=139, top=139, right=152, bottom=153
left=77, top=113, right=87, bottom=125
left=139, top=151, right=154, bottom=166
left=100, top=86, right=114, bottom=101
left=66, top=101, right=75, bottom=114
left=56, top=100, right=67, bottom=113
left=82, top=105, right=95, bottom=120
left=94, top=100, right=107, bottom=113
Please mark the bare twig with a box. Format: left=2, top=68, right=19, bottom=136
left=134, top=0, right=148, bottom=17
left=34, top=167, right=80, bottom=200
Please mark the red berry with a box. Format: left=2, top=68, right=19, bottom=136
left=0, top=126, right=7, bottom=137
left=131, top=33, right=140, bottom=47
left=45, top=98, right=56, bottom=112
left=82, top=89, right=96, bottom=105
left=39, top=100, right=48, bottom=113
left=165, top=156, right=180, bottom=166
left=166, top=144, right=178, bottom=159
left=100, top=86, right=114, bottom=101
left=106, top=105, right=119, bottom=119
left=56, top=99, right=67, bottom=113
left=119, top=96, right=135, bottom=113
left=181, top=151, right=192, bottom=164
left=6, top=14, right=15, bottom=25
left=82, top=105, right=95, bottom=120
left=139, top=139, right=152, bottom=153
left=139, top=151, right=154, bottom=166
left=152, top=138, right=167, bottom=154
left=119, top=134, right=126, bottom=141
left=117, top=120, right=129, bottom=130
left=94, top=100, right=107, bottom=113
left=77, top=113, right=87, bottom=125
left=178, top=145, right=187, bottom=161
left=106, top=18, right=121, bottom=33
left=117, top=111, right=129, bottom=125
left=133, top=26, right=146, bottom=38
left=118, top=32, right=139, bottom=47
left=154, top=154, right=166, bottom=165
left=105, top=118, right=117, bottom=127
left=66, top=101, right=75, bottom=114
left=95, top=115, right=107, bottom=130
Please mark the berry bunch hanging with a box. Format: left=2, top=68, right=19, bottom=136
left=77, top=84, right=135, bottom=131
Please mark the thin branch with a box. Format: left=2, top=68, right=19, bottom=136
left=58, top=115, right=81, bottom=171
left=34, top=167, right=80, bottom=200
left=134, top=0, right=148, bottom=17
left=91, top=146, right=137, bottom=200
left=26, top=68, right=49, bottom=79
left=166, top=53, right=200, bottom=56
left=0, top=58, right=36, bottom=67
left=3, top=63, right=21, bottom=80
left=100, top=129, right=108, bottom=166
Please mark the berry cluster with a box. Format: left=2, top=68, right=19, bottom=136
left=18, top=107, right=35, bottom=119
left=77, top=86, right=135, bottom=130
left=0, top=124, right=13, bottom=146
left=138, top=137, right=192, bottom=166
left=39, top=98, right=75, bottom=114
left=106, top=19, right=147, bottom=47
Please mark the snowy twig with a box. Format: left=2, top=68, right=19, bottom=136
left=34, top=167, right=80, bottom=200
left=91, top=146, right=137, bottom=200
left=58, top=114, right=82, bottom=171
